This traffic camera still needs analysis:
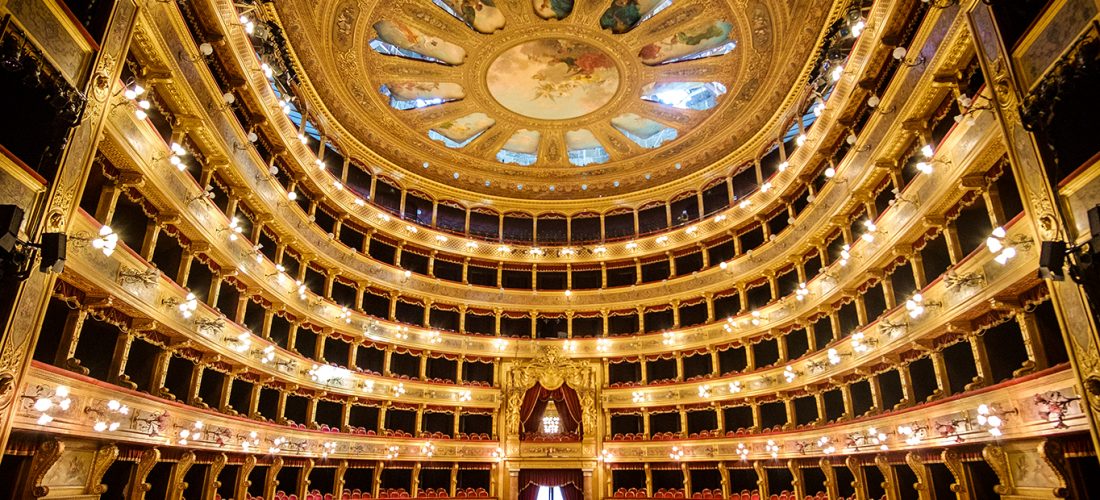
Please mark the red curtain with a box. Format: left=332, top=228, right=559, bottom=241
left=518, top=469, right=583, bottom=500
left=518, top=383, right=583, bottom=437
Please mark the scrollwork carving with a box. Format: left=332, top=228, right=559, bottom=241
left=941, top=449, right=969, bottom=499
left=1038, top=439, right=1070, bottom=498
left=26, top=439, right=64, bottom=498
left=87, top=443, right=119, bottom=495
left=126, top=448, right=161, bottom=500
left=982, top=444, right=1013, bottom=496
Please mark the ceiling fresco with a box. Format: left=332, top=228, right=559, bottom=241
left=274, top=0, right=838, bottom=199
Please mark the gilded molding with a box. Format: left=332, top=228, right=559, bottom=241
left=1037, top=439, right=1070, bottom=499
left=981, top=443, right=1013, bottom=496
left=236, top=454, right=257, bottom=500
left=940, top=448, right=969, bottom=500
left=904, top=451, right=930, bottom=500
left=87, top=443, right=119, bottom=495
left=167, top=451, right=196, bottom=500
left=126, top=447, right=162, bottom=500
left=25, top=439, right=64, bottom=498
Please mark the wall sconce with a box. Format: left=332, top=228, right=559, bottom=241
left=735, top=443, right=750, bottom=460
left=218, top=217, right=244, bottom=241
left=889, top=188, right=921, bottom=208
left=783, top=366, right=801, bottom=383
left=697, top=384, right=712, bottom=398
left=178, top=42, right=213, bottom=64
left=976, top=404, right=1018, bottom=437
left=194, top=317, right=225, bottom=336
left=239, top=431, right=260, bottom=452
left=866, top=94, right=895, bottom=115
left=860, top=219, right=881, bottom=243
left=632, top=391, right=645, bottom=403
left=954, top=94, right=992, bottom=125
left=421, top=441, right=436, bottom=458
left=765, top=440, right=781, bottom=458
left=727, top=381, right=742, bottom=394
left=186, top=185, right=215, bottom=204
left=1033, top=391, right=1081, bottom=429
left=669, top=446, right=685, bottom=460
left=255, top=165, right=279, bottom=182
left=838, top=244, right=852, bottom=266
left=891, top=46, right=925, bottom=67
left=896, top=423, right=927, bottom=445
left=321, top=441, right=338, bottom=458
left=944, top=271, right=984, bottom=290
left=224, top=331, right=252, bottom=353
left=85, top=399, right=130, bottom=432
left=162, top=292, right=199, bottom=318
left=795, top=282, right=810, bottom=300
left=71, top=225, right=118, bottom=257
left=385, top=445, right=400, bottom=460
left=905, top=292, right=941, bottom=318
left=24, top=385, right=71, bottom=426
left=986, top=226, right=1033, bottom=264
left=846, top=427, right=889, bottom=451
left=121, top=81, right=151, bottom=120
left=117, top=266, right=159, bottom=287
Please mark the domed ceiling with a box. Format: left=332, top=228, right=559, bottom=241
left=274, top=0, right=838, bottom=200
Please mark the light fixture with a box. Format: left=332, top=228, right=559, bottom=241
left=861, top=219, right=878, bottom=242
left=897, top=424, right=924, bottom=445
left=986, top=226, right=1032, bottom=264
left=632, top=391, right=645, bottom=403
left=493, top=338, right=509, bottom=351
left=839, top=244, right=851, bottom=266
left=976, top=404, right=1015, bottom=437
left=698, top=384, right=712, bottom=398
left=90, top=225, right=119, bottom=256
left=892, top=46, right=925, bottom=67
left=866, top=94, right=895, bottom=115
left=421, top=441, right=436, bottom=458
left=827, top=348, right=842, bottom=365
left=163, top=292, right=199, bottom=318
left=920, top=143, right=935, bottom=158
left=783, top=366, right=799, bottom=383
left=735, top=443, right=750, bottom=460
left=796, top=283, right=809, bottom=300
left=728, top=381, right=742, bottom=393
left=541, top=400, right=562, bottom=435
left=830, top=65, right=844, bottom=82
left=796, top=133, right=807, bottom=146
left=765, top=440, right=780, bottom=459
left=669, top=446, right=685, bottom=461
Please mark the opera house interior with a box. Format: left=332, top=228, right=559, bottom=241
left=3, top=0, right=1100, bottom=498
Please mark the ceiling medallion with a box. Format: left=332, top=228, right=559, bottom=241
left=486, top=39, right=621, bottom=121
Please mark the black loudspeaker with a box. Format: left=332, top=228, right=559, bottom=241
left=0, top=204, right=24, bottom=253
left=39, top=232, right=67, bottom=273
left=1089, top=205, right=1100, bottom=237
left=1039, top=240, right=1067, bottom=281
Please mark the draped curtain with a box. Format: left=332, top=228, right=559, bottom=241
left=518, top=382, right=583, bottom=437
left=518, top=469, right=583, bottom=500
